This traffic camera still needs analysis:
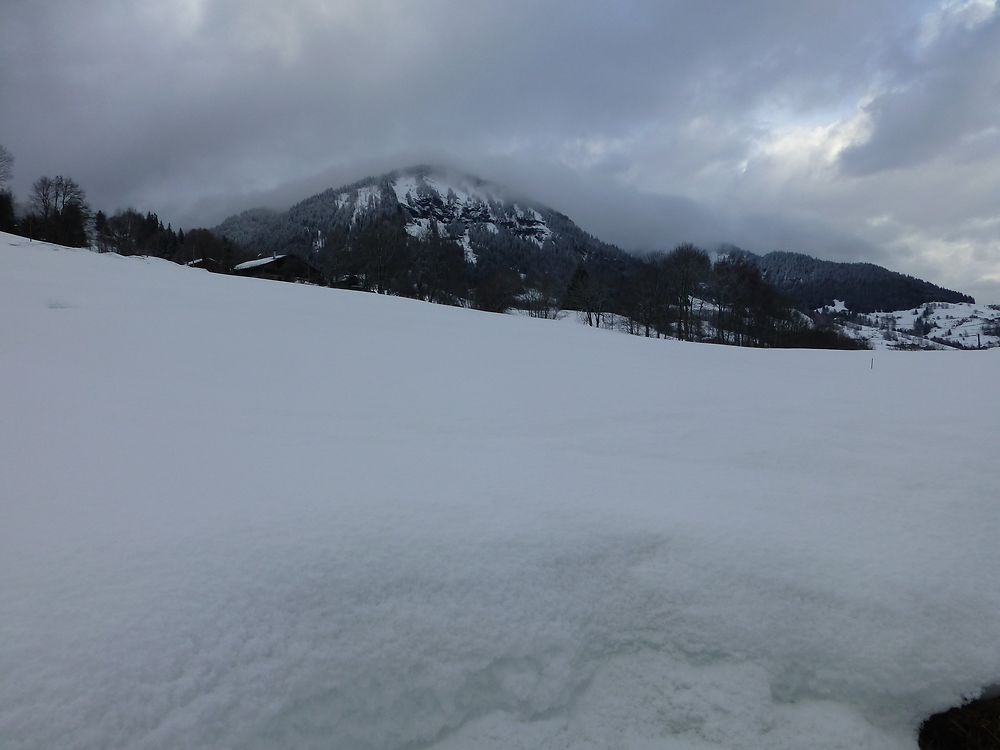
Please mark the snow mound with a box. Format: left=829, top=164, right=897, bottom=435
left=2, top=232, right=999, bottom=750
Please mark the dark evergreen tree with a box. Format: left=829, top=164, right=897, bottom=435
left=412, top=222, right=468, bottom=304
left=52, top=201, right=89, bottom=247
left=178, top=228, right=227, bottom=266
left=93, top=210, right=111, bottom=252
left=0, top=190, right=15, bottom=233
left=471, top=265, right=521, bottom=313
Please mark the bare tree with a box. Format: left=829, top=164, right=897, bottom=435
left=31, top=175, right=88, bottom=219
left=626, top=254, right=672, bottom=337
left=29, top=175, right=90, bottom=245
left=52, top=176, right=87, bottom=214
left=663, top=244, right=711, bottom=341
left=31, top=176, right=56, bottom=219
left=0, top=144, right=12, bottom=187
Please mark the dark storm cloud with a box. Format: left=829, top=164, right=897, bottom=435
left=0, top=0, right=912, bottom=203
left=2, top=0, right=999, bottom=299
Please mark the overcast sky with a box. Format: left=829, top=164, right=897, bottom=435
left=2, top=0, right=999, bottom=300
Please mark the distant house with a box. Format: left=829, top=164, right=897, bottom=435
left=232, top=254, right=324, bottom=285
left=186, top=257, right=222, bottom=273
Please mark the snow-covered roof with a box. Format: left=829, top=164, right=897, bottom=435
left=233, top=255, right=285, bottom=271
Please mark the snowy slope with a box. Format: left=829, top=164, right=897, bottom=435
left=821, top=300, right=1000, bottom=350
left=839, top=320, right=949, bottom=350
left=2, top=232, right=1000, bottom=750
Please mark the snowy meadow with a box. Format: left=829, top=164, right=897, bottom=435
left=2, top=233, right=999, bottom=749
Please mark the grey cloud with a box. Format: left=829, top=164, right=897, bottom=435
left=3, top=0, right=999, bottom=300
left=1, top=0, right=918, bottom=208
left=839, top=11, right=1000, bottom=176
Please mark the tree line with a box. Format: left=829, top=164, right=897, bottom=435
left=302, top=218, right=862, bottom=349
left=0, top=143, right=245, bottom=267
left=561, top=244, right=863, bottom=348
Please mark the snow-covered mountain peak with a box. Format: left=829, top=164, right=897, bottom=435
left=384, top=166, right=553, bottom=248
left=390, top=165, right=507, bottom=205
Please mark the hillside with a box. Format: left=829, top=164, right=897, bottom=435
left=3, top=231, right=999, bottom=749
left=565, top=296, right=1000, bottom=351
left=826, top=300, right=1000, bottom=350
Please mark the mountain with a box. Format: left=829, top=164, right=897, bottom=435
left=720, top=247, right=974, bottom=313
left=215, top=165, right=629, bottom=290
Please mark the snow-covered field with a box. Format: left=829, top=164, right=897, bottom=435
left=2, top=232, right=999, bottom=750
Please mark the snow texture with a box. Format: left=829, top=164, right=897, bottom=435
left=351, top=185, right=383, bottom=224
left=2, top=232, right=999, bottom=750
left=458, top=232, right=477, bottom=263
left=390, top=169, right=552, bottom=248
left=391, top=174, right=420, bottom=205
left=404, top=217, right=432, bottom=239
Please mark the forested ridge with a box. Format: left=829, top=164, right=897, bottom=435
left=726, top=248, right=973, bottom=313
